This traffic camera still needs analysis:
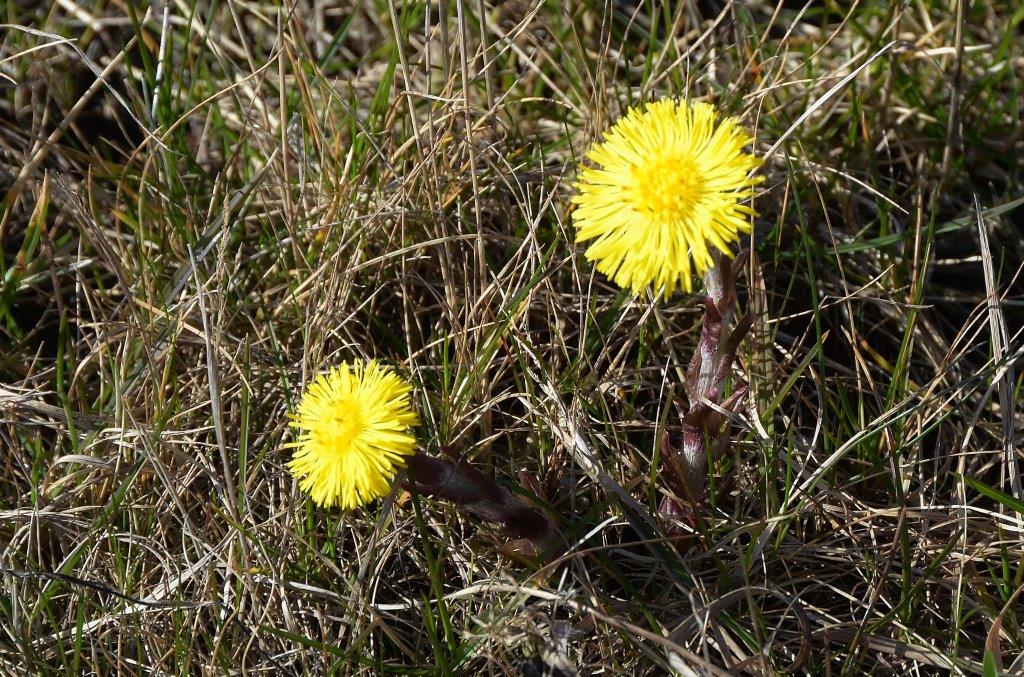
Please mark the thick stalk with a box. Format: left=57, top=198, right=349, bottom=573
left=404, top=451, right=560, bottom=559
left=660, top=251, right=752, bottom=522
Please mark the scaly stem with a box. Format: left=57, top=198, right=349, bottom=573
left=660, top=251, right=752, bottom=523
left=404, top=451, right=560, bottom=559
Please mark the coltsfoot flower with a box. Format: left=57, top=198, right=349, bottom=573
left=287, top=360, right=419, bottom=508
left=572, top=99, right=762, bottom=296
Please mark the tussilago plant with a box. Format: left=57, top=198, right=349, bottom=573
left=572, top=99, right=762, bottom=296
left=288, top=359, right=558, bottom=556
left=287, top=360, right=419, bottom=509
left=573, top=98, right=761, bottom=523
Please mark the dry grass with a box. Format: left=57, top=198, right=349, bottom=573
left=1, top=0, right=1023, bottom=673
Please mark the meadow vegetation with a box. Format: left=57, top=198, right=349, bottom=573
left=1, top=0, right=1023, bottom=673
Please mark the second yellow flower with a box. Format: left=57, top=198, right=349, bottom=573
left=572, top=99, right=762, bottom=297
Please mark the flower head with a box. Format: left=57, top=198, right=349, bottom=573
left=572, top=99, right=762, bottom=297
left=287, top=360, right=419, bottom=509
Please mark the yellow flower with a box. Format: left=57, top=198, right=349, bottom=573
left=287, top=360, right=419, bottom=509
left=572, top=99, right=762, bottom=296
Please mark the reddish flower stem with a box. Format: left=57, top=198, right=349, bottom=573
left=404, top=450, right=561, bottom=559
left=660, top=251, right=752, bottom=524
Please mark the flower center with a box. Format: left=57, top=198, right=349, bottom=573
left=631, top=156, right=704, bottom=222
left=320, top=397, right=366, bottom=449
